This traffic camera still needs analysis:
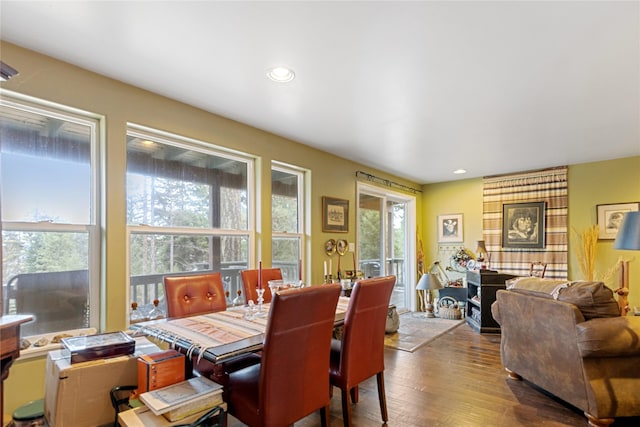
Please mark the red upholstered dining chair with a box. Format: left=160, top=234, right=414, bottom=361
left=227, top=283, right=342, bottom=427
left=329, top=275, right=396, bottom=427
left=240, top=268, right=282, bottom=305
left=163, top=272, right=227, bottom=319
left=164, top=272, right=260, bottom=398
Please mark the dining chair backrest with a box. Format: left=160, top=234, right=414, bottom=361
left=163, top=272, right=227, bottom=319
left=261, top=283, right=341, bottom=426
left=529, top=262, right=547, bottom=278
left=240, top=268, right=282, bottom=304
left=228, top=283, right=341, bottom=427
left=336, top=275, right=396, bottom=390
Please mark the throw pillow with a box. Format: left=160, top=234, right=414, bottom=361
left=556, top=281, right=620, bottom=320
left=506, top=277, right=570, bottom=299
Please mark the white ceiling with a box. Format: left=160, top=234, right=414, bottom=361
left=1, top=1, right=639, bottom=184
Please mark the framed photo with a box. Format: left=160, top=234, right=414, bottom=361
left=322, top=196, right=349, bottom=233
left=502, top=202, right=546, bottom=249
left=596, top=202, right=640, bottom=240
left=437, top=214, right=463, bottom=243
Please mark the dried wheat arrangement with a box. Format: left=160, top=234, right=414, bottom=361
left=573, top=225, right=599, bottom=281
left=600, top=257, right=624, bottom=288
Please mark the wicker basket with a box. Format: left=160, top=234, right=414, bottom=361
left=438, top=296, right=462, bottom=320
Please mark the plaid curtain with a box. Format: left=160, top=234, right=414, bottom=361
left=482, top=167, right=568, bottom=279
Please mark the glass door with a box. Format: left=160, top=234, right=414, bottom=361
left=357, top=183, right=416, bottom=312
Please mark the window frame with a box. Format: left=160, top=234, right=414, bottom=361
left=271, top=161, right=307, bottom=282
left=125, top=124, right=256, bottom=316
left=0, top=90, right=102, bottom=338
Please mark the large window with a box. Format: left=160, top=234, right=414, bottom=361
left=271, top=163, right=306, bottom=282
left=1, top=92, right=100, bottom=337
left=126, top=125, right=254, bottom=316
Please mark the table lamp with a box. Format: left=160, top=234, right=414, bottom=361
left=476, top=240, right=488, bottom=269
left=416, top=273, right=443, bottom=318
left=613, top=211, right=640, bottom=315
left=614, top=211, right=640, bottom=250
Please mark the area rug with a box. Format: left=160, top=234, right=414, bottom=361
left=384, top=313, right=465, bottom=352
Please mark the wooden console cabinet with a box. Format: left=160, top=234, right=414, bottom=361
left=466, top=270, right=516, bottom=333
left=1, top=315, right=33, bottom=418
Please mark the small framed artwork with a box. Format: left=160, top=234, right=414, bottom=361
left=437, top=214, right=463, bottom=243
left=322, top=196, right=349, bottom=233
left=596, top=202, right=640, bottom=240
left=502, top=202, right=546, bottom=249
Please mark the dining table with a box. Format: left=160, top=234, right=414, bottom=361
left=129, top=296, right=350, bottom=365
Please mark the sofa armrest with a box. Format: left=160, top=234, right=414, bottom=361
left=577, top=316, right=640, bottom=357
left=490, top=300, right=501, bottom=325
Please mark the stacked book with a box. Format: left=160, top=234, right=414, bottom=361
left=139, top=376, right=223, bottom=422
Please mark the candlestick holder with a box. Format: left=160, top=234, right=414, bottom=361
left=324, top=274, right=333, bottom=284
left=256, top=288, right=265, bottom=314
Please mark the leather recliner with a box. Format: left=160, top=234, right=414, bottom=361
left=492, top=278, right=640, bottom=427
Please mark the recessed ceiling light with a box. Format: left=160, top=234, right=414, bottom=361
left=453, top=169, right=467, bottom=174
left=267, top=66, right=295, bottom=83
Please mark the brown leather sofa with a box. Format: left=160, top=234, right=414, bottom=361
left=491, top=277, right=640, bottom=427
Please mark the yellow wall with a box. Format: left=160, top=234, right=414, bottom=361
left=1, top=41, right=420, bottom=415
left=568, top=157, right=640, bottom=294
left=421, top=177, right=484, bottom=261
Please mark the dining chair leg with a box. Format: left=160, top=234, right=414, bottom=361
left=320, top=405, right=330, bottom=427
left=341, top=387, right=352, bottom=427
left=376, top=371, right=388, bottom=422
left=349, top=385, right=359, bottom=403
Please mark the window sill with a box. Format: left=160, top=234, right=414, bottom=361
left=18, top=327, right=97, bottom=361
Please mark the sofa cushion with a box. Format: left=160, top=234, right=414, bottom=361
left=556, top=281, right=620, bottom=320
left=507, top=278, right=620, bottom=320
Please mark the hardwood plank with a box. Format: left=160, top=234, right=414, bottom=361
left=227, top=322, right=640, bottom=426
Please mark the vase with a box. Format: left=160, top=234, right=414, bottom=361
left=385, top=305, right=400, bottom=334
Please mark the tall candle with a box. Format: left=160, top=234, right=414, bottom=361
left=329, top=259, right=332, bottom=275
left=352, top=253, right=356, bottom=270
left=337, top=254, right=341, bottom=273
left=258, top=261, right=262, bottom=289
left=324, top=261, right=327, bottom=276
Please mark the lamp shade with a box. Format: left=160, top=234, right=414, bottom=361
left=476, top=240, right=487, bottom=254
left=416, top=273, right=443, bottom=291
left=614, top=211, right=640, bottom=250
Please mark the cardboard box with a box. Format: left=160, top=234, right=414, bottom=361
left=137, top=350, right=186, bottom=394
left=45, top=336, right=160, bottom=427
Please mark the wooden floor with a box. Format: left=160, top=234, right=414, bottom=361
left=228, top=321, right=640, bottom=427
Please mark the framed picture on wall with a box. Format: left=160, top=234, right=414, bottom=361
left=596, top=202, right=640, bottom=240
left=322, top=196, right=349, bottom=233
left=502, top=202, right=546, bottom=249
left=437, top=213, right=463, bottom=243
